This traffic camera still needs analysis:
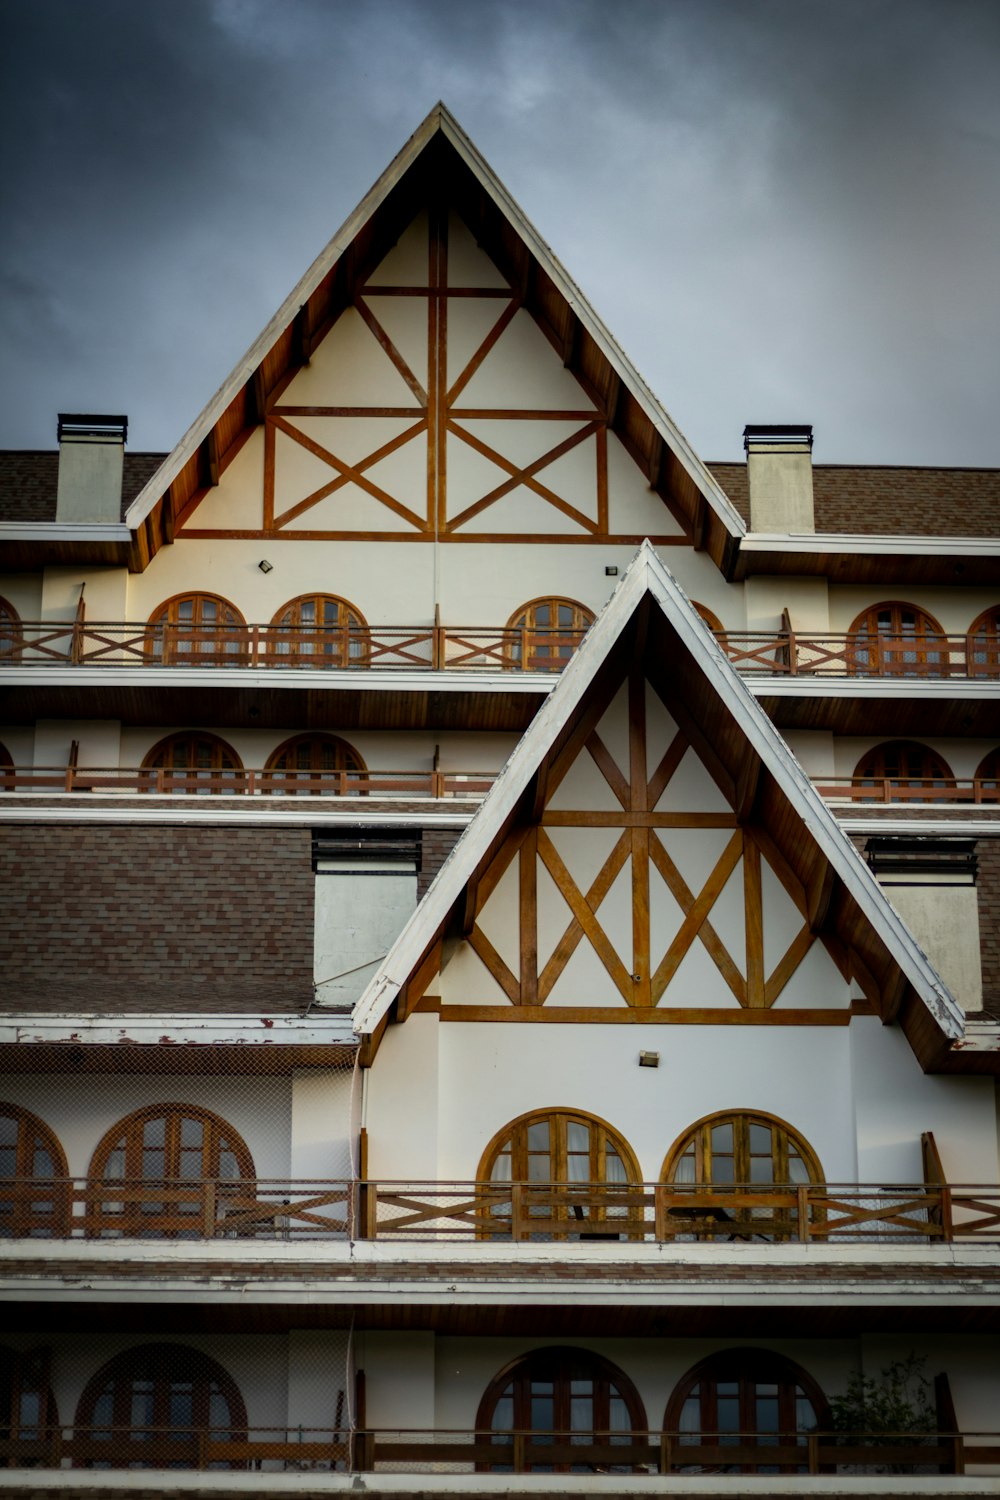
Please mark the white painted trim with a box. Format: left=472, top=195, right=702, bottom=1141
left=3, top=1471, right=996, bottom=1497
left=123, top=105, right=744, bottom=545
left=747, top=677, right=1000, bottom=701
left=837, top=819, right=1000, bottom=834
left=743, top=531, right=1000, bottom=555
left=0, top=666, right=556, bottom=695
left=0, top=1014, right=355, bottom=1045
left=0, top=805, right=477, bottom=827
left=0, top=522, right=131, bottom=541
left=352, top=542, right=965, bottom=1046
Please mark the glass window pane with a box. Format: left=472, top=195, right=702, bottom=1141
left=711, top=1124, right=733, bottom=1154
left=748, top=1123, right=772, bottom=1154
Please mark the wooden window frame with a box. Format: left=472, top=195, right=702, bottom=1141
left=0, top=740, right=12, bottom=792
left=967, top=606, right=1000, bottom=678
left=265, top=594, right=369, bottom=668
left=663, top=1348, right=830, bottom=1475
left=140, top=732, right=245, bottom=793
left=0, top=1105, right=70, bottom=1238
left=661, top=1110, right=823, bottom=1241
left=477, top=1108, right=641, bottom=1241
left=87, top=1104, right=256, bottom=1239
left=146, top=593, right=248, bottom=666
left=974, top=747, right=1000, bottom=802
left=847, top=601, right=949, bottom=678
left=475, top=1346, right=647, bottom=1474
left=851, top=740, right=956, bottom=804
left=263, top=733, right=368, bottom=796
left=505, top=598, right=595, bottom=673
left=0, top=1345, right=59, bottom=1467
left=73, top=1344, right=247, bottom=1470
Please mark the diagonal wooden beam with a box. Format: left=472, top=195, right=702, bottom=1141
left=270, top=414, right=427, bottom=530
left=536, top=828, right=635, bottom=1003
left=649, top=830, right=745, bottom=1004
left=537, top=830, right=631, bottom=1002
left=585, top=731, right=630, bottom=810
left=763, top=924, right=816, bottom=1008
left=646, top=730, right=688, bottom=809
left=446, top=297, right=519, bottom=405
left=355, top=296, right=428, bottom=405
left=468, top=924, right=521, bottom=1005
left=444, top=419, right=601, bottom=533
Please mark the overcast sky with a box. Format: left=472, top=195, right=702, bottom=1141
left=2, top=0, right=999, bottom=465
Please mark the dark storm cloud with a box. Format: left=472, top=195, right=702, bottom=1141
left=1, top=0, right=998, bottom=464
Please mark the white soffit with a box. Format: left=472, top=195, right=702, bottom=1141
left=353, top=541, right=964, bottom=1044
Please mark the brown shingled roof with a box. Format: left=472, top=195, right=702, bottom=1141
left=707, top=462, right=1000, bottom=537
left=0, top=451, right=167, bottom=523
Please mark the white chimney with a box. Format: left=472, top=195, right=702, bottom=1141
left=744, top=424, right=814, bottom=534
left=56, top=414, right=127, bottom=524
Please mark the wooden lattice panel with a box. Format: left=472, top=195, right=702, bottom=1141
left=183, top=211, right=685, bottom=545
left=446, top=669, right=849, bottom=1017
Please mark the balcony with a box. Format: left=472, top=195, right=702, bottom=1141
left=3, top=620, right=999, bottom=679
left=4, top=1177, right=999, bottom=1243
left=1, top=1423, right=997, bottom=1478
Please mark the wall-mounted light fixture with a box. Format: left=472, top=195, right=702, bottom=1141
left=258, top=559, right=274, bottom=574
left=605, top=565, right=618, bottom=577
left=638, top=1050, right=659, bottom=1068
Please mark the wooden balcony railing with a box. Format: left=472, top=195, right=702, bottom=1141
left=3, top=621, right=998, bottom=679
left=5, top=1178, right=1000, bottom=1243
left=0, top=621, right=587, bottom=673
left=0, top=766, right=496, bottom=797
left=1, top=764, right=996, bottom=803
left=1, top=1423, right=997, bottom=1475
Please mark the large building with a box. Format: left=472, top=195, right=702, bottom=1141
left=1, top=104, right=999, bottom=1494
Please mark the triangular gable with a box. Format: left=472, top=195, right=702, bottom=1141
left=122, top=104, right=743, bottom=568
left=353, top=542, right=984, bottom=1076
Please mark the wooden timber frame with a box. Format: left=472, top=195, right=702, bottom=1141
left=353, top=544, right=986, bottom=1078
left=121, top=106, right=742, bottom=571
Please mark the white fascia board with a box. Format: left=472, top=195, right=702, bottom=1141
left=0, top=1014, right=355, bottom=1046
left=838, top=819, right=1000, bottom=835
left=123, top=108, right=450, bottom=531
left=352, top=549, right=651, bottom=1035
left=353, top=541, right=965, bottom=1043
left=0, top=522, right=131, bottom=542
left=436, top=110, right=745, bottom=541
left=0, top=804, right=476, bottom=827
left=746, top=678, right=1000, bottom=701
left=743, top=531, right=1000, bottom=556
left=125, top=105, right=743, bottom=546
left=0, top=666, right=556, bottom=696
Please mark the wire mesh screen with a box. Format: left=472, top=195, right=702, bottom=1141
left=1, top=1044, right=358, bottom=1472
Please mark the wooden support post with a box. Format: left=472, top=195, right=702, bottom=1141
left=797, top=1183, right=810, bottom=1243
left=807, top=1432, right=819, bottom=1474
left=201, top=1180, right=217, bottom=1240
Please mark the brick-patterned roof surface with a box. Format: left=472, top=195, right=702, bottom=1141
left=707, top=462, right=1000, bottom=536
left=2, top=450, right=998, bottom=536
left=0, top=451, right=166, bottom=522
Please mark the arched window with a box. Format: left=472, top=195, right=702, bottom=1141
left=0, top=1346, right=58, bottom=1468
left=967, top=606, right=1000, bottom=678
left=661, top=1111, right=822, bottom=1240
left=141, top=733, right=245, bottom=793
left=692, top=601, right=724, bottom=634
left=664, top=1348, right=829, bottom=1475
left=0, top=1105, right=69, bottom=1238
left=266, top=594, right=368, bottom=667
left=476, top=1347, right=646, bottom=1474
left=478, top=1109, right=640, bottom=1240
left=74, top=1344, right=246, bottom=1469
left=851, top=741, right=956, bottom=803
left=974, top=747, right=1000, bottom=803
left=848, top=602, right=948, bottom=677
left=0, top=597, right=22, bottom=661
left=506, top=598, right=595, bottom=671
left=87, top=1105, right=255, bottom=1239
left=263, top=734, right=367, bottom=795
left=146, top=594, right=247, bottom=665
